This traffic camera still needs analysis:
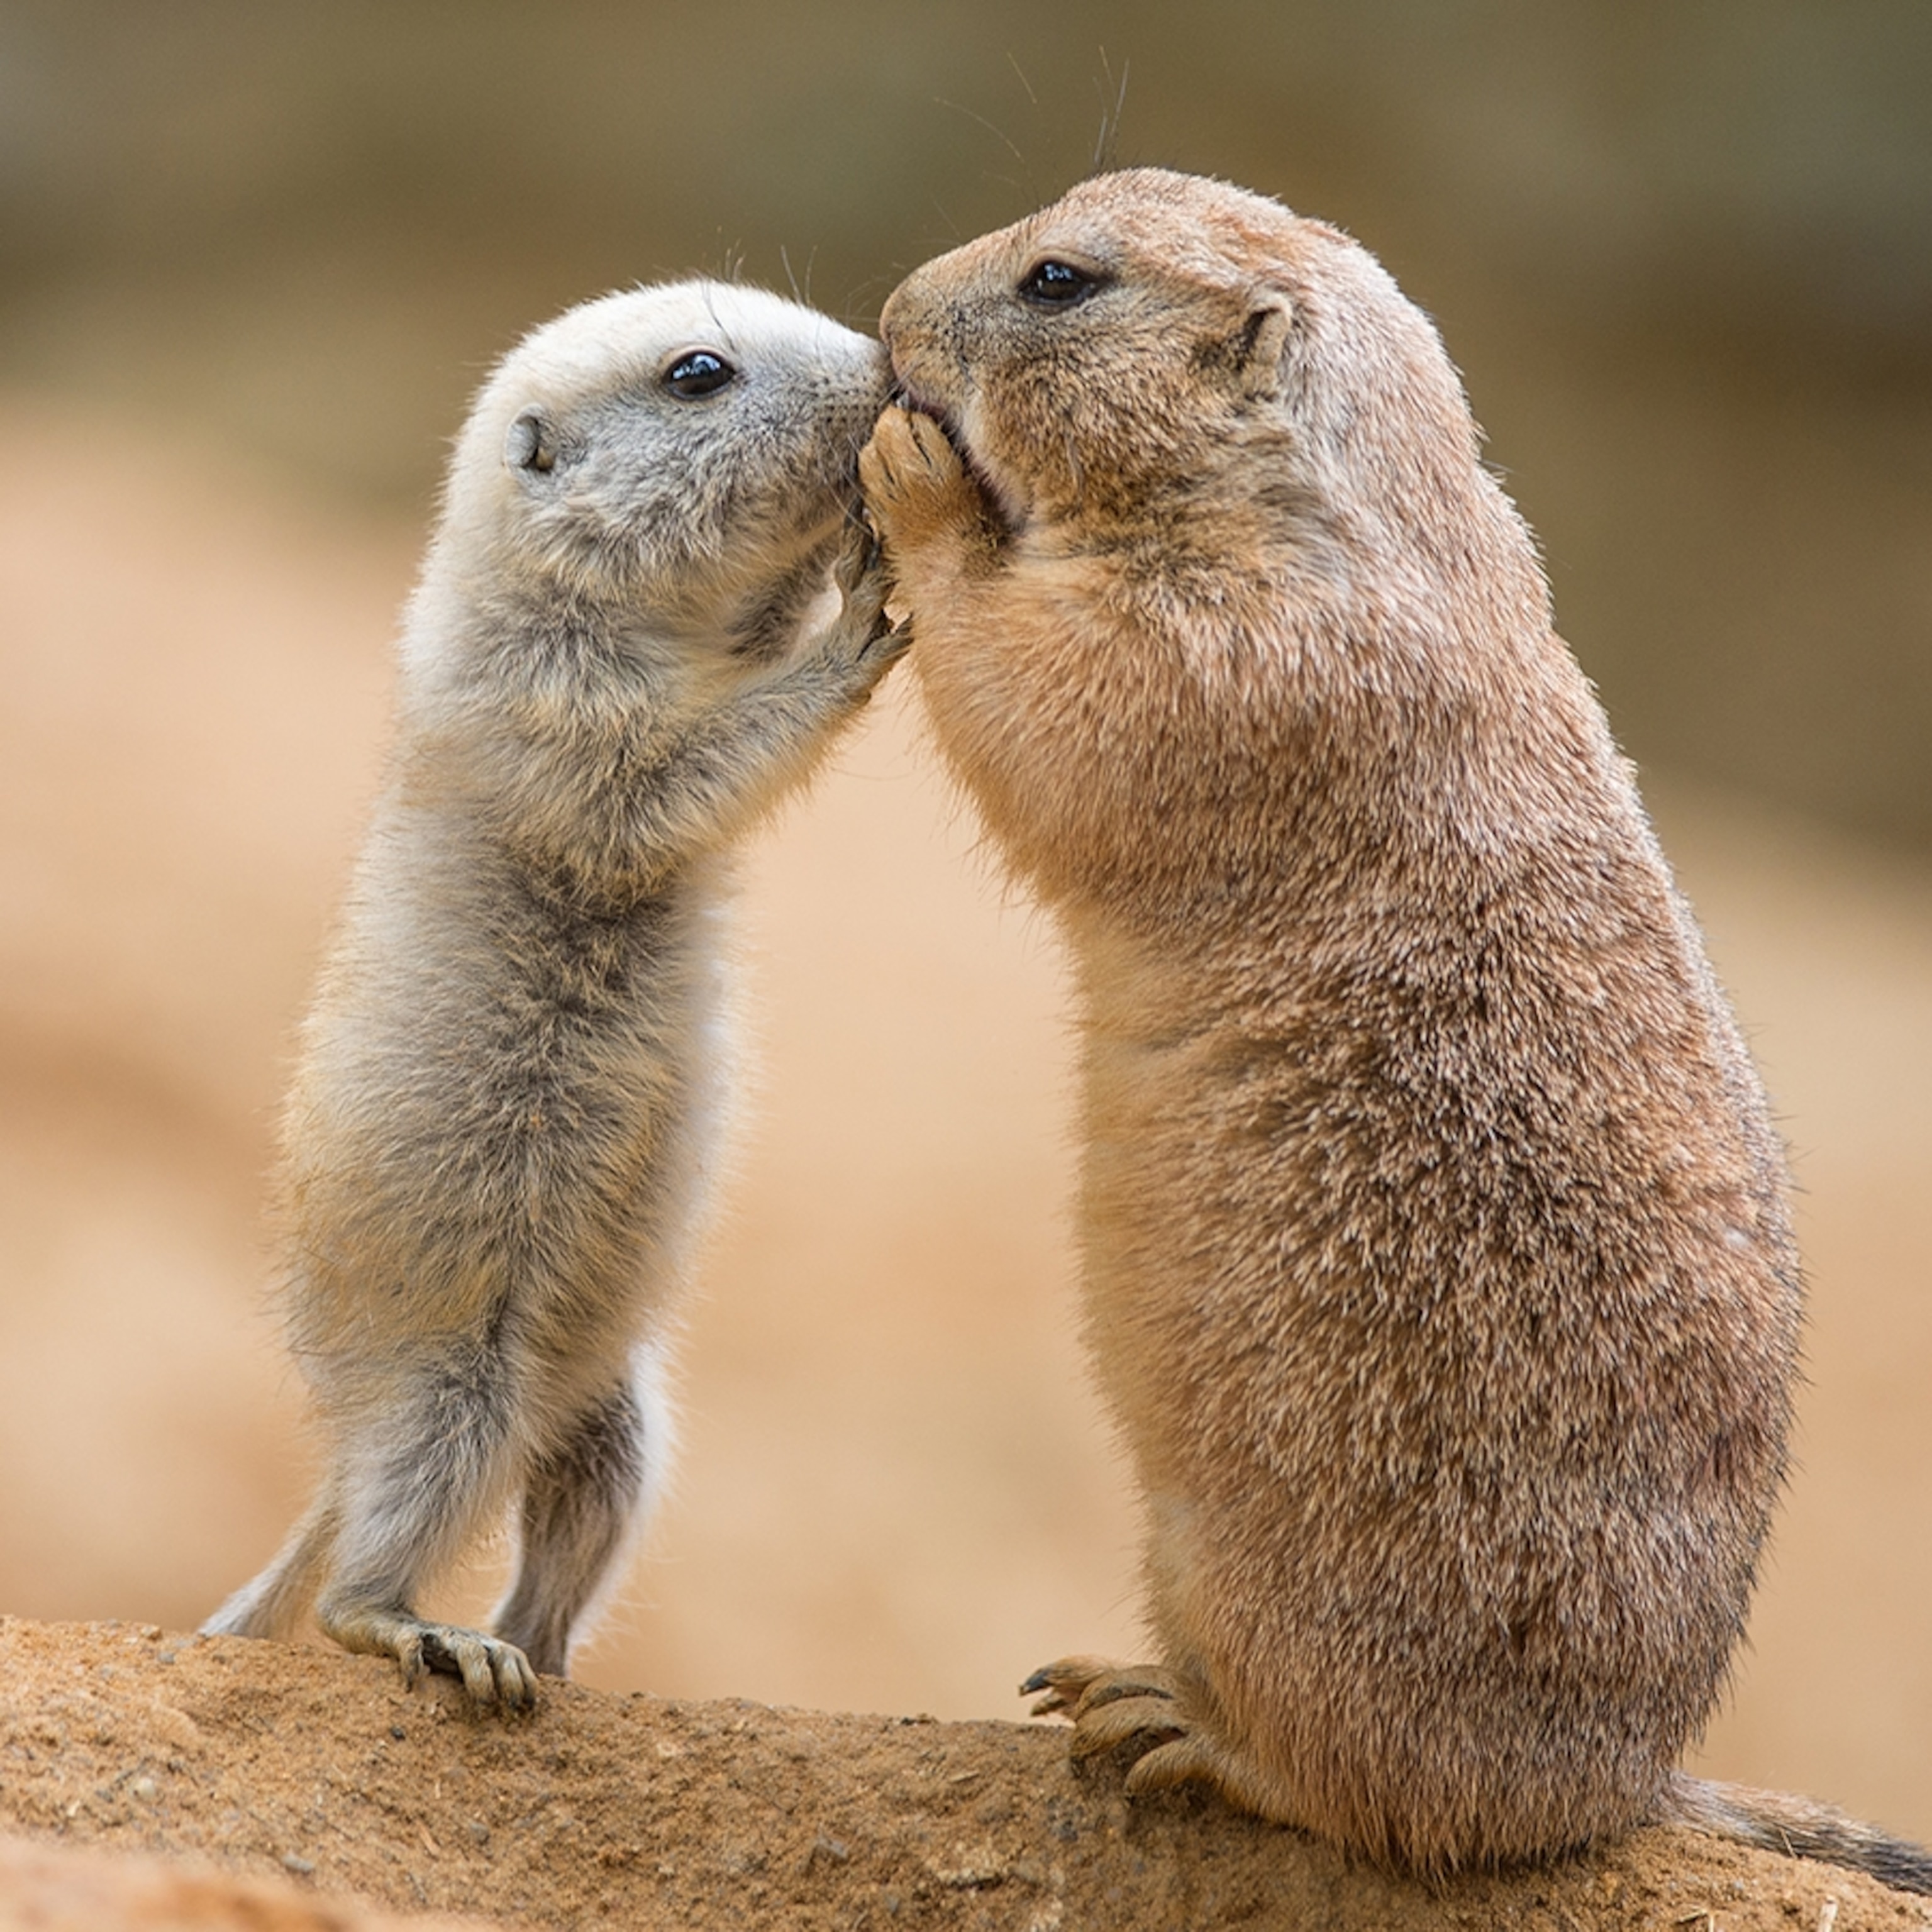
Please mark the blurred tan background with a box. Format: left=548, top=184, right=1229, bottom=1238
left=1, top=0, right=1928, bottom=1850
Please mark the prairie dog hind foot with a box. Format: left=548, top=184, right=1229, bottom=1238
left=1023, top=1656, right=1272, bottom=1812
left=319, top=1601, right=538, bottom=1713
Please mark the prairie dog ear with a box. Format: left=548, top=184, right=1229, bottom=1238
left=1237, top=297, right=1294, bottom=399
left=504, top=408, right=558, bottom=474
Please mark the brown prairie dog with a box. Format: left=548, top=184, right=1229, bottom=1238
left=205, top=280, right=901, bottom=1707
left=860, top=168, right=1930, bottom=1892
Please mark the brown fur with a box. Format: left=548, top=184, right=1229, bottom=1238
left=860, top=168, right=1928, bottom=1891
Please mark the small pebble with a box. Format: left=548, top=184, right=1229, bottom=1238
left=282, top=1853, right=316, bottom=1877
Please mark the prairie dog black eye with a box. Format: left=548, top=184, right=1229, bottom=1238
left=1018, top=259, right=1104, bottom=308
left=663, top=350, right=736, bottom=399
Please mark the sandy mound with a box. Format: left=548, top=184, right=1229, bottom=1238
left=2, top=1618, right=1926, bottom=1931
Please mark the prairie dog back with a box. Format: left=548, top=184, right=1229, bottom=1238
left=206, top=281, right=902, bottom=1706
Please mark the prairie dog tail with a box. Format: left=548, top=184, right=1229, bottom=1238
left=1661, top=1770, right=1932, bottom=1897
left=201, top=1496, right=340, bottom=1641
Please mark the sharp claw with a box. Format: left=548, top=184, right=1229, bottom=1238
left=1022, top=1656, right=1109, bottom=1698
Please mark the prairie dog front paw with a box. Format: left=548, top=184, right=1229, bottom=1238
left=860, top=408, right=989, bottom=562
left=819, top=523, right=908, bottom=696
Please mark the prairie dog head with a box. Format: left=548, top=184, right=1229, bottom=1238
left=880, top=169, right=1504, bottom=575
left=428, top=280, right=887, bottom=645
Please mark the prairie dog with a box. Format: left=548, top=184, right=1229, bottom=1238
left=206, top=280, right=902, bottom=1707
left=860, top=169, right=1931, bottom=1892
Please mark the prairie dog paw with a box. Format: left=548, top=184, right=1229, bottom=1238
left=1024, top=1655, right=1185, bottom=1768
left=1022, top=1654, right=1270, bottom=1815
left=860, top=407, right=985, bottom=555
left=832, top=519, right=886, bottom=606
left=821, top=523, right=908, bottom=692
left=320, top=1604, right=539, bottom=1713
left=863, top=405, right=966, bottom=498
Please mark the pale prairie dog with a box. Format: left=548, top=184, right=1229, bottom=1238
left=860, top=168, right=1932, bottom=1892
left=205, top=280, right=902, bottom=1708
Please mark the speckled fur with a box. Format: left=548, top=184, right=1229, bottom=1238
left=860, top=169, right=1928, bottom=1892
left=206, top=281, right=902, bottom=1707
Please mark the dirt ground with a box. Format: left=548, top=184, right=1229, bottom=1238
left=0, top=394, right=1928, bottom=1921
left=4, top=1617, right=1930, bottom=1931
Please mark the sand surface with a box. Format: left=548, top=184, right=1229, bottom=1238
left=0, top=396, right=1928, bottom=1918
left=5, top=1617, right=1931, bottom=1931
